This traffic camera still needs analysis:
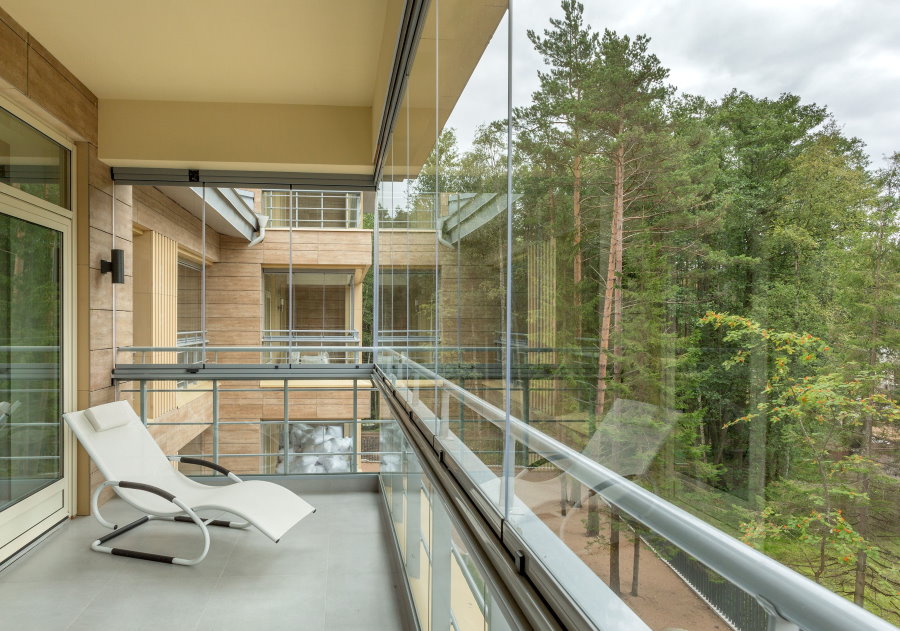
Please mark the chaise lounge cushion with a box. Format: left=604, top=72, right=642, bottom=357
left=85, top=400, right=134, bottom=432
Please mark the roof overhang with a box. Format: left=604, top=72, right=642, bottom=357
left=156, top=185, right=258, bottom=241
left=1, top=0, right=504, bottom=180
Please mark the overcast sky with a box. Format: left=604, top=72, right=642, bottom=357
left=446, top=0, right=900, bottom=167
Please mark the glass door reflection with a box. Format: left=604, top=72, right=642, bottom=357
left=0, top=213, right=62, bottom=511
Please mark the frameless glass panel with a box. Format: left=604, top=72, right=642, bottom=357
left=0, top=214, right=62, bottom=510
left=505, top=1, right=900, bottom=626
left=378, top=408, right=518, bottom=631
left=0, top=107, right=69, bottom=209
left=434, top=2, right=510, bottom=442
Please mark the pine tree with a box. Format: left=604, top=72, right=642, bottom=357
left=521, top=0, right=601, bottom=336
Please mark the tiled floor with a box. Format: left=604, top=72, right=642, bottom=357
left=0, top=487, right=405, bottom=630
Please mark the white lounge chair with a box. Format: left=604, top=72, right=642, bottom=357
left=63, top=400, right=316, bottom=566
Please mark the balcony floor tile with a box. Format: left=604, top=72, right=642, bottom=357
left=0, top=489, right=404, bottom=631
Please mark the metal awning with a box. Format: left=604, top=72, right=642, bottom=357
left=156, top=185, right=259, bottom=241
left=439, top=192, right=521, bottom=245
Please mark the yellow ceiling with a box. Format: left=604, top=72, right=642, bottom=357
left=2, top=0, right=392, bottom=106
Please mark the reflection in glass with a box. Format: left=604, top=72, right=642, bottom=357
left=378, top=411, right=517, bottom=630
left=0, top=214, right=62, bottom=510
left=379, top=268, right=436, bottom=342
left=0, top=106, right=70, bottom=209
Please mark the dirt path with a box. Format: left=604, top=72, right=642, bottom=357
left=515, top=470, right=729, bottom=631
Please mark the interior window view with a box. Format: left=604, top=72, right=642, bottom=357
left=0, top=1, right=896, bottom=630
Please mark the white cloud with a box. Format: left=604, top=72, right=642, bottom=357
left=447, top=0, right=900, bottom=165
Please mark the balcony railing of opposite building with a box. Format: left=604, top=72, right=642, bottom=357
left=262, top=190, right=362, bottom=229
left=262, top=329, right=360, bottom=364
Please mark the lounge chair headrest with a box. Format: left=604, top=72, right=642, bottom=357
left=85, top=400, right=136, bottom=432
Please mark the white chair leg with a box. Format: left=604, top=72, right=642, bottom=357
left=88, top=480, right=211, bottom=565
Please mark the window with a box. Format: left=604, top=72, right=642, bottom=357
left=0, top=106, right=70, bottom=209
left=176, top=259, right=203, bottom=369
left=177, top=259, right=202, bottom=343
left=379, top=268, right=436, bottom=341
left=262, top=269, right=357, bottom=359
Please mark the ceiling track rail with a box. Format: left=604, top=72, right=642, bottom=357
left=110, top=167, right=377, bottom=190
left=372, top=0, right=432, bottom=184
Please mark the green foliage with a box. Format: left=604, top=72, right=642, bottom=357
left=703, top=313, right=899, bottom=618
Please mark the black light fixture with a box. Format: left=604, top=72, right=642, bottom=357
left=100, top=249, right=125, bottom=284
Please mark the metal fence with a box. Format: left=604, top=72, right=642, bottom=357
left=643, top=531, right=768, bottom=631
left=262, top=190, right=361, bottom=229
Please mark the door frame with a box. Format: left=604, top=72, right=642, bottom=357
left=0, top=97, right=77, bottom=563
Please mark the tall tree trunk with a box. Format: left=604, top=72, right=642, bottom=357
left=607, top=143, right=627, bottom=593
left=855, top=224, right=883, bottom=605
left=610, top=508, right=621, bottom=595
left=854, top=415, right=871, bottom=604
left=589, top=149, right=619, bottom=540
left=595, top=144, right=624, bottom=420
left=573, top=154, right=583, bottom=337
left=631, top=528, right=641, bottom=596
left=748, top=268, right=768, bottom=509
left=595, top=251, right=615, bottom=418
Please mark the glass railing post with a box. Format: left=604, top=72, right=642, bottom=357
left=212, top=379, right=219, bottom=465
left=282, top=379, right=290, bottom=475
left=352, top=379, right=359, bottom=473
left=405, top=457, right=422, bottom=576
left=139, top=380, right=147, bottom=425
left=430, top=493, right=452, bottom=631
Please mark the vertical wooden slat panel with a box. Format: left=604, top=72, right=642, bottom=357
left=134, top=230, right=177, bottom=419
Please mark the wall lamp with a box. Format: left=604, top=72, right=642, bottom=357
left=100, top=249, right=125, bottom=284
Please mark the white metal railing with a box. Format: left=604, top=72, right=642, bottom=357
left=262, top=190, right=361, bottom=229
left=115, top=345, right=373, bottom=368
left=261, top=330, right=361, bottom=364
left=379, top=329, right=438, bottom=344
left=117, top=376, right=395, bottom=475
left=261, top=329, right=359, bottom=343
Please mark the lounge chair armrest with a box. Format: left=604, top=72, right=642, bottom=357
left=117, top=480, right=177, bottom=502
left=169, top=456, right=242, bottom=482
left=179, top=457, right=232, bottom=476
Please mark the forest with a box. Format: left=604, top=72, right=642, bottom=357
left=398, top=1, right=899, bottom=622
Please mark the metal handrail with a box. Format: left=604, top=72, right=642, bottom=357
left=262, top=190, right=362, bottom=229
left=381, top=350, right=897, bottom=631
left=262, top=329, right=360, bottom=343
left=117, top=345, right=375, bottom=354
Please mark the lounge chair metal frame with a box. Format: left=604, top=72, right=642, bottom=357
left=88, top=456, right=252, bottom=566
